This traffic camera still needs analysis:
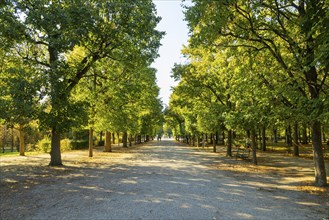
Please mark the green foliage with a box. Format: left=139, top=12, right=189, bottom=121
left=36, top=136, right=51, bottom=153
left=60, top=139, right=72, bottom=152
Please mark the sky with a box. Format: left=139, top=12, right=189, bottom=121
left=152, top=0, right=191, bottom=107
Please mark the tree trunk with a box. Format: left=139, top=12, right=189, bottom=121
left=261, top=126, right=266, bottom=151
left=89, top=127, right=93, bottom=157
left=215, top=131, right=219, bottom=145
left=99, top=131, right=103, bottom=144
left=11, top=127, right=14, bottom=152
left=302, top=124, right=308, bottom=144
left=226, top=129, right=232, bottom=157
left=322, top=126, right=326, bottom=142
left=293, top=122, right=299, bottom=156
left=129, top=134, right=132, bottom=147
left=258, top=129, right=262, bottom=148
left=122, top=131, right=128, bottom=148
left=246, top=130, right=251, bottom=138
left=49, top=128, right=62, bottom=166
left=104, top=131, right=112, bottom=152
left=112, top=133, right=115, bottom=144
left=19, top=125, right=25, bottom=156
left=273, top=128, right=278, bottom=143
left=251, top=129, right=257, bottom=165
left=286, top=126, right=292, bottom=147
left=213, top=133, right=216, bottom=152
left=312, top=121, right=327, bottom=186
left=202, top=133, right=205, bottom=148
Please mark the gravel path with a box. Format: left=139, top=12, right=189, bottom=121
left=1, top=139, right=328, bottom=219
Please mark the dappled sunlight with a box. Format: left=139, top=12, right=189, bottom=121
left=296, top=201, right=321, bottom=206
left=1, top=140, right=328, bottom=219
left=120, top=179, right=138, bottom=184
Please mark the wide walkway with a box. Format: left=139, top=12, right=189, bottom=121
left=1, top=139, right=328, bottom=219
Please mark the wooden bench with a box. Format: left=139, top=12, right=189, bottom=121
left=235, top=146, right=251, bottom=159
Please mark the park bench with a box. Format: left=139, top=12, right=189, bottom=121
left=235, top=146, right=251, bottom=159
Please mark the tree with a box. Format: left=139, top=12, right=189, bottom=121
left=185, top=0, right=328, bottom=186
left=0, top=49, right=41, bottom=156
left=1, top=0, right=163, bottom=165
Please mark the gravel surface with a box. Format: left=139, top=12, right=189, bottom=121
left=0, top=139, right=328, bottom=219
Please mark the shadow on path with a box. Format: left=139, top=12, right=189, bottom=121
left=0, top=139, right=328, bottom=220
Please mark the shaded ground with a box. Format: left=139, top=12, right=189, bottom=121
left=0, top=139, right=328, bottom=219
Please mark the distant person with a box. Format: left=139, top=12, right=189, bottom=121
left=157, top=134, right=161, bottom=141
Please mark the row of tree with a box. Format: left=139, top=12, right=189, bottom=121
left=0, top=1, right=164, bottom=165
left=165, top=0, right=328, bottom=187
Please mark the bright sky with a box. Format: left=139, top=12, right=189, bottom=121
left=152, top=0, right=191, bottom=107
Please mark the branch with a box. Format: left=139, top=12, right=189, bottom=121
left=204, top=84, right=225, bottom=106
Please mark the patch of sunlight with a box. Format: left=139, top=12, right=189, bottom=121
left=272, top=195, right=289, bottom=200
left=223, top=183, right=240, bottom=187
left=201, top=204, right=214, bottom=209
left=180, top=203, right=191, bottom=209
left=168, top=180, right=189, bottom=185
left=254, top=207, right=271, bottom=212
left=120, top=179, right=138, bottom=184
left=4, top=178, right=18, bottom=183
left=296, top=201, right=320, bottom=206
left=80, top=186, right=98, bottom=190
left=236, top=212, right=253, bottom=218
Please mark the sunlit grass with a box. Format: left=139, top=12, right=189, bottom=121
left=0, top=151, right=43, bottom=157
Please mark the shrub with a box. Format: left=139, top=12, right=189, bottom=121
left=60, top=138, right=72, bottom=152
left=70, top=140, right=89, bottom=150
left=36, top=136, right=51, bottom=153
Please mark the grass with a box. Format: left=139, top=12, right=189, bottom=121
left=0, top=151, right=43, bottom=157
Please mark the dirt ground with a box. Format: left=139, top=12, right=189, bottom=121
left=0, top=140, right=328, bottom=219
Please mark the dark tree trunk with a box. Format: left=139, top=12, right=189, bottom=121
left=99, top=131, right=103, bottom=144
left=258, top=129, right=262, bottom=148
left=251, top=129, right=257, bottom=165
left=302, top=124, right=308, bottom=144
left=129, top=134, right=132, bottom=147
left=273, top=128, right=278, bottom=143
left=11, top=127, right=14, bottom=152
left=19, top=125, right=25, bottom=156
left=226, top=129, right=232, bottom=157
left=246, top=130, right=251, bottom=138
left=216, top=131, right=219, bottom=145
left=202, top=133, right=205, bottom=148
left=49, top=128, right=62, bottom=166
left=221, top=131, right=225, bottom=145
left=293, top=122, right=299, bottom=156
left=312, top=121, right=327, bottom=186
left=286, top=126, right=292, bottom=147
left=322, top=126, right=326, bottom=142
left=261, top=126, right=266, bottom=151
left=89, top=127, right=93, bottom=157
left=112, top=132, right=115, bottom=144
left=122, top=132, right=128, bottom=148
left=213, top=133, right=216, bottom=152
left=104, top=131, right=112, bottom=152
